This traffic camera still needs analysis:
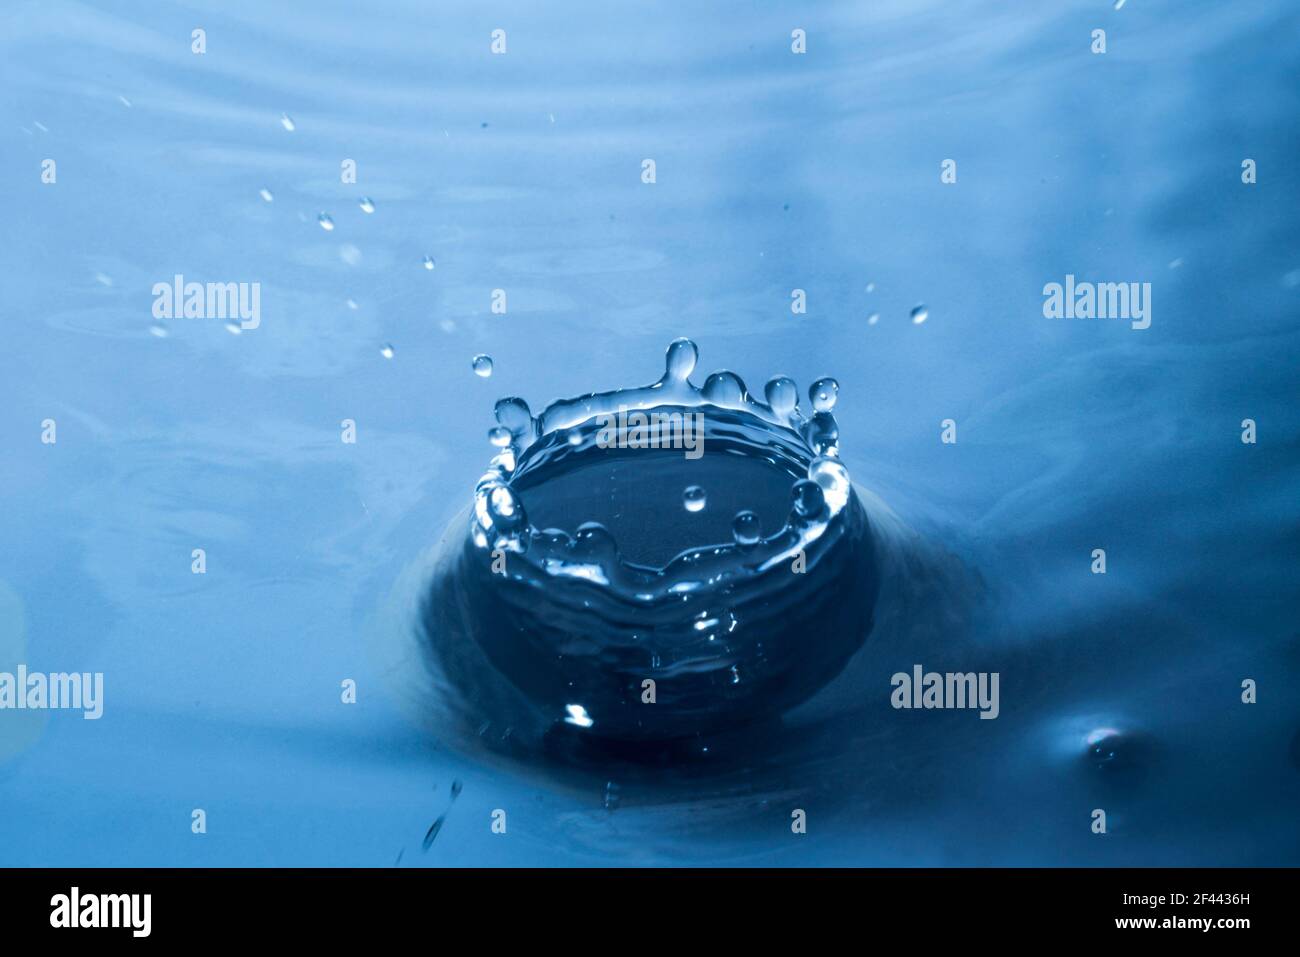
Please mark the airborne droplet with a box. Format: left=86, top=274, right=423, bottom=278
left=318, top=213, right=335, bottom=231
left=683, top=486, right=707, bottom=513
left=809, top=377, right=839, bottom=413
left=472, top=354, right=494, bottom=378
left=910, top=304, right=929, bottom=325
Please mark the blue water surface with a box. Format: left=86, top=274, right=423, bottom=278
left=1, top=0, right=1298, bottom=865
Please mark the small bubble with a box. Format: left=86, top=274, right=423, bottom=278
left=1168, top=257, right=1184, bottom=270
left=148, top=323, right=168, bottom=338
left=910, top=304, right=929, bottom=325
left=867, top=313, right=880, bottom=325
left=438, top=319, right=456, bottom=333
left=683, top=486, right=706, bottom=513
left=224, top=321, right=241, bottom=335
left=280, top=113, right=296, bottom=132
left=94, top=273, right=113, bottom=287
left=472, top=354, right=494, bottom=377
left=339, top=244, right=361, bottom=266
left=318, top=212, right=335, bottom=231
left=380, top=343, right=395, bottom=359
left=359, top=197, right=375, bottom=214
left=865, top=282, right=875, bottom=293
left=258, top=188, right=274, bottom=203
left=346, top=298, right=359, bottom=310
left=423, top=255, right=436, bottom=270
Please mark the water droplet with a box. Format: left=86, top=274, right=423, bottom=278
left=488, top=485, right=523, bottom=528
left=865, top=282, right=875, bottom=293
left=494, top=396, right=533, bottom=435
left=1083, top=728, right=1151, bottom=784
left=664, top=338, right=698, bottom=383
left=683, top=486, right=707, bottom=513
left=472, top=354, right=494, bottom=378
left=910, top=304, right=929, bottom=325
left=602, top=781, right=621, bottom=810
left=438, top=319, right=456, bottom=333
left=764, top=376, right=798, bottom=420
left=867, top=313, right=880, bottom=325
left=346, top=298, right=359, bottom=310
left=359, top=197, right=375, bottom=213
left=224, top=321, right=242, bottom=335
left=423, top=255, right=436, bottom=270
left=805, top=411, right=839, bottom=457
left=258, top=188, right=274, bottom=203
left=339, top=244, right=361, bottom=266
left=701, top=370, right=748, bottom=406
left=487, top=426, right=513, bottom=448
left=564, top=704, right=594, bottom=729
left=317, top=212, right=334, bottom=231
left=148, top=323, right=168, bottom=338
left=573, top=523, right=617, bottom=560
left=380, top=343, right=395, bottom=359
left=280, top=113, right=295, bottom=132
left=94, top=273, right=113, bottom=287
left=1168, top=257, right=1183, bottom=270
left=809, top=377, right=839, bottom=412
left=1113, top=0, right=1127, bottom=9
left=791, top=479, right=826, bottom=519
left=809, top=457, right=851, bottom=512
left=732, top=510, right=761, bottom=546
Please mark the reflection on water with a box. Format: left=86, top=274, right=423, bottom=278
left=1, top=0, right=1298, bottom=865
